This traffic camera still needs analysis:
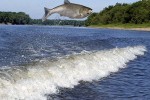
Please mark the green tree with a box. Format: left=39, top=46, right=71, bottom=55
left=0, top=11, right=31, bottom=24
left=85, top=0, right=150, bottom=26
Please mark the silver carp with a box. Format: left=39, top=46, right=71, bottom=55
left=42, top=0, right=92, bottom=22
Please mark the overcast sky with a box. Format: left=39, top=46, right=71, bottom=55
left=0, top=0, right=138, bottom=19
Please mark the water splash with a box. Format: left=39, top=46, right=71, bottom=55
left=0, top=46, right=146, bottom=100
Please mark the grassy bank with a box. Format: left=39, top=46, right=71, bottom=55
left=89, top=23, right=150, bottom=31
left=90, top=23, right=150, bottom=29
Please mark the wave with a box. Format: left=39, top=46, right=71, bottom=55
left=0, top=46, right=146, bottom=100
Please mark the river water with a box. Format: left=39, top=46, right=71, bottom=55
left=0, top=25, right=149, bottom=100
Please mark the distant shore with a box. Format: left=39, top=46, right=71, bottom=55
left=91, top=27, right=150, bottom=32
left=114, top=27, right=150, bottom=31
left=89, top=24, right=150, bottom=32
left=1, top=23, right=150, bottom=32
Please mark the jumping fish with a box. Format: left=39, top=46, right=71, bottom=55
left=42, top=0, right=92, bottom=22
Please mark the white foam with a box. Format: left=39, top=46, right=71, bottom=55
left=0, top=46, right=146, bottom=100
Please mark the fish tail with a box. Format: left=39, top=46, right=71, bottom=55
left=42, top=7, right=51, bottom=22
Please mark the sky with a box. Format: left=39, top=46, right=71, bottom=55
left=0, top=0, right=139, bottom=19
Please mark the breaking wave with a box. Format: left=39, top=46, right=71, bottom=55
left=0, top=46, right=146, bottom=100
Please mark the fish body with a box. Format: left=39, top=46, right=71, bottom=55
left=42, top=0, right=92, bottom=22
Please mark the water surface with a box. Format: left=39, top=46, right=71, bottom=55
left=0, top=25, right=149, bottom=100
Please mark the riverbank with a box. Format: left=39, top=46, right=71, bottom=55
left=89, top=23, right=150, bottom=32
left=95, top=27, right=150, bottom=32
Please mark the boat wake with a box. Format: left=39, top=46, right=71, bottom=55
left=0, top=46, right=146, bottom=100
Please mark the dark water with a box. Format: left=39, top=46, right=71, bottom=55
left=0, top=25, right=149, bottom=100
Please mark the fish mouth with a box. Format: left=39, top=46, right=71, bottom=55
left=87, top=10, right=93, bottom=15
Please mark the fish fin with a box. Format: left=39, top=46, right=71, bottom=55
left=64, top=0, right=70, bottom=4
left=42, top=7, right=51, bottom=22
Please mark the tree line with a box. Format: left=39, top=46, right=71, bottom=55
left=85, top=0, right=150, bottom=26
left=31, top=19, right=85, bottom=26
left=0, top=11, right=85, bottom=26
left=0, top=12, right=31, bottom=25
